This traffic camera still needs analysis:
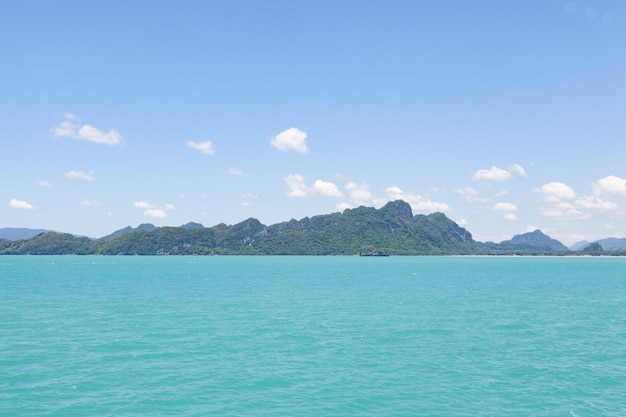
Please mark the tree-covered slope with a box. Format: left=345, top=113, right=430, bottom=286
left=96, top=227, right=216, bottom=255
left=0, top=232, right=94, bottom=255
left=498, top=229, right=568, bottom=252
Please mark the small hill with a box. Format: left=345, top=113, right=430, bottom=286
left=97, top=226, right=216, bottom=255
left=580, top=242, right=604, bottom=254
left=498, top=230, right=568, bottom=252
left=0, top=232, right=94, bottom=255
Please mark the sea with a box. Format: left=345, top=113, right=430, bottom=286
left=1, top=256, right=625, bottom=416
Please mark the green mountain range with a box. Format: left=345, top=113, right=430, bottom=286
left=1, top=200, right=621, bottom=255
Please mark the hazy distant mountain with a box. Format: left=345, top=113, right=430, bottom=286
left=596, top=238, right=626, bottom=250
left=0, top=228, right=50, bottom=240
left=571, top=237, right=626, bottom=251
left=569, top=240, right=591, bottom=251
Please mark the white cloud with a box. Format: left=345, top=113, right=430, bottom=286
left=338, top=181, right=380, bottom=211
left=542, top=195, right=560, bottom=203
left=509, top=164, right=528, bottom=178
left=576, top=196, right=617, bottom=210
left=282, top=174, right=309, bottom=197
left=37, top=180, right=53, bottom=188
left=535, top=182, right=576, bottom=200
left=593, top=175, right=626, bottom=196
left=282, top=174, right=341, bottom=198
left=65, top=170, right=95, bottom=181
left=539, top=201, right=587, bottom=219
left=473, top=166, right=512, bottom=181
left=454, top=187, right=490, bottom=203
left=78, top=125, right=122, bottom=145
left=9, top=198, right=35, bottom=210
left=133, top=201, right=174, bottom=218
left=144, top=209, right=168, bottom=218
left=241, top=192, right=258, bottom=206
left=229, top=167, right=246, bottom=176
left=493, top=202, right=517, bottom=211
left=79, top=199, right=102, bottom=207
left=51, top=121, right=76, bottom=137
left=536, top=182, right=590, bottom=220
left=472, top=164, right=527, bottom=182
left=504, top=213, right=517, bottom=221
left=51, top=114, right=121, bottom=145
left=312, top=180, right=343, bottom=197
left=345, top=182, right=372, bottom=204
left=271, top=127, right=309, bottom=153
left=385, top=186, right=450, bottom=213
left=187, top=140, right=215, bottom=155
left=134, top=201, right=155, bottom=209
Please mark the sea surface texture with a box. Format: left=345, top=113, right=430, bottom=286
left=2, top=256, right=625, bottom=416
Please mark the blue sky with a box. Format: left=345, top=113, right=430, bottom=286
left=1, top=1, right=624, bottom=245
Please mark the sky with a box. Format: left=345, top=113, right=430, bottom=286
left=1, top=0, right=625, bottom=246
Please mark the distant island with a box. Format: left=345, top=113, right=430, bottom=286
left=1, top=200, right=624, bottom=256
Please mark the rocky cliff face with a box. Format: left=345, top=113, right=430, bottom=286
left=381, top=200, right=413, bottom=220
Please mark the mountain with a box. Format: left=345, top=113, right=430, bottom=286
left=181, top=222, right=204, bottom=230
left=594, top=238, right=626, bottom=250
left=0, top=201, right=479, bottom=255
left=570, top=237, right=626, bottom=251
left=483, top=230, right=569, bottom=254
left=96, top=226, right=216, bottom=255
left=254, top=201, right=476, bottom=255
left=95, top=201, right=478, bottom=256
left=99, top=223, right=157, bottom=241
left=569, top=240, right=591, bottom=251
left=492, top=229, right=569, bottom=252
left=580, top=242, right=604, bottom=254
left=0, top=201, right=588, bottom=256
left=0, top=227, right=50, bottom=240
left=0, top=232, right=94, bottom=255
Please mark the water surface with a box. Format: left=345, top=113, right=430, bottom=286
left=2, top=256, right=625, bottom=416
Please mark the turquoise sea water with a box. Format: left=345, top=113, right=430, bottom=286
left=1, top=256, right=625, bottom=416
